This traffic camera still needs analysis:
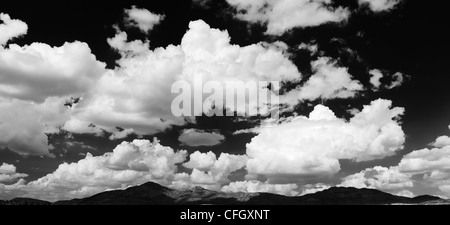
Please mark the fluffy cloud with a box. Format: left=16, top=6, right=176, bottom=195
left=0, top=13, right=28, bottom=46
left=69, top=19, right=301, bottom=136
left=1, top=139, right=187, bottom=201
left=124, top=6, right=164, bottom=34
left=0, top=163, right=28, bottom=183
left=433, top=136, right=450, bottom=148
left=0, top=178, right=27, bottom=200
left=0, top=97, right=70, bottom=155
left=0, top=15, right=302, bottom=155
left=359, top=0, right=401, bottom=12
left=107, top=31, right=150, bottom=56
left=397, top=146, right=450, bottom=197
left=398, top=147, right=450, bottom=174
left=225, top=0, right=350, bottom=35
left=0, top=28, right=105, bottom=155
left=179, top=129, right=225, bottom=147
left=0, top=42, right=106, bottom=102
left=221, top=180, right=299, bottom=196
left=246, top=99, right=405, bottom=179
left=183, top=151, right=217, bottom=170
left=292, top=57, right=364, bottom=101
left=339, top=166, right=413, bottom=191
left=341, top=132, right=450, bottom=198
left=170, top=151, right=247, bottom=190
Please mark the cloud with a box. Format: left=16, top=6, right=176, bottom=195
left=124, top=6, right=164, bottom=34
left=368, top=70, right=406, bottom=91
left=287, top=57, right=364, bottom=102
left=221, top=180, right=299, bottom=196
left=179, top=129, right=225, bottom=147
left=359, top=0, right=401, bottom=12
left=170, top=151, right=247, bottom=190
left=369, top=69, right=384, bottom=90
left=0, top=97, right=70, bottom=155
left=0, top=39, right=104, bottom=156
left=341, top=131, right=450, bottom=198
left=0, top=42, right=106, bottom=102
left=225, top=0, right=350, bottom=35
left=339, top=166, right=413, bottom=191
left=395, top=190, right=414, bottom=198
left=300, top=183, right=331, bottom=196
left=246, top=99, right=405, bottom=179
left=397, top=146, right=450, bottom=197
left=69, top=19, right=301, bottom=137
left=107, top=31, right=150, bottom=56
left=183, top=151, right=217, bottom=170
left=0, top=13, right=28, bottom=46
left=0, top=163, right=28, bottom=183
left=61, top=118, right=104, bottom=136
left=0, top=14, right=302, bottom=155
left=398, top=146, right=450, bottom=174
left=387, top=72, right=405, bottom=89
left=0, top=138, right=188, bottom=201
left=433, top=136, right=450, bottom=148
left=0, top=178, right=27, bottom=200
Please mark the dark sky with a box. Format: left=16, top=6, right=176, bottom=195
left=1, top=0, right=450, bottom=198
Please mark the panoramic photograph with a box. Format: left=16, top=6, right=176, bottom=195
left=1, top=0, right=450, bottom=214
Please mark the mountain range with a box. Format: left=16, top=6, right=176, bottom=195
left=0, top=182, right=446, bottom=205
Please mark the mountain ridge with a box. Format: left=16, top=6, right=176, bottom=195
left=0, top=182, right=444, bottom=205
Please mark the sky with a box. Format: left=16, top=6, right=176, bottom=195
left=1, top=0, right=450, bottom=201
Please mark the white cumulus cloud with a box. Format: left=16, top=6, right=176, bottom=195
left=339, top=166, right=413, bottom=191
left=246, top=99, right=405, bottom=179
left=0, top=139, right=187, bottom=201
left=226, top=0, right=350, bottom=35
left=124, top=6, right=164, bottom=34
left=0, top=13, right=28, bottom=46
left=0, top=163, right=28, bottom=183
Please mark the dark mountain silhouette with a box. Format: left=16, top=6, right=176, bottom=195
left=0, top=198, right=51, bottom=205
left=0, top=182, right=444, bottom=205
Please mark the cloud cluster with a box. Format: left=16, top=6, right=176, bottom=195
left=226, top=0, right=350, bottom=35
left=0, top=13, right=28, bottom=46
left=194, top=0, right=402, bottom=35
left=124, top=6, right=164, bottom=34
left=0, top=97, right=70, bottom=155
left=341, top=132, right=450, bottom=197
left=369, top=70, right=406, bottom=90
left=0, top=14, right=304, bottom=155
left=246, top=99, right=405, bottom=179
left=179, top=129, right=225, bottom=147
left=339, top=166, right=413, bottom=190
left=221, top=180, right=299, bottom=196
left=358, top=0, right=401, bottom=12
left=0, top=139, right=188, bottom=201
left=171, top=151, right=248, bottom=190
left=295, top=57, right=364, bottom=101
left=0, top=163, right=28, bottom=183
left=0, top=40, right=105, bottom=155
left=68, top=19, right=301, bottom=139
left=433, top=136, right=450, bottom=148
left=0, top=42, right=106, bottom=102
